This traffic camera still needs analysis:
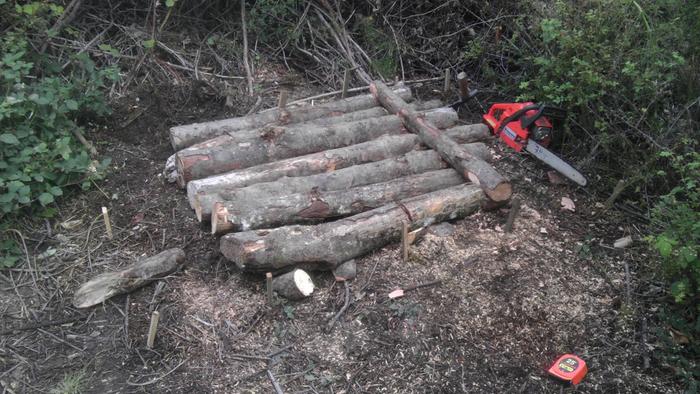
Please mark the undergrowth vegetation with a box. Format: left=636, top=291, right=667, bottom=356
left=0, top=0, right=698, bottom=387
left=0, top=2, right=116, bottom=266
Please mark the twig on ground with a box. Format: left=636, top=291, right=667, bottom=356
left=326, top=281, right=351, bottom=332
left=267, top=369, right=285, bottom=394
left=0, top=315, right=86, bottom=336
left=126, top=359, right=188, bottom=386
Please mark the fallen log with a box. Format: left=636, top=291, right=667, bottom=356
left=211, top=169, right=467, bottom=233
left=195, top=141, right=491, bottom=221
left=186, top=123, right=490, bottom=205
left=181, top=99, right=444, bottom=152
left=73, top=248, right=186, bottom=308
left=219, top=184, right=485, bottom=272
left=176, top=108, right=458, bottom=187
left=371, top=81, right=512, bottom=202
left=272, top=269, right=315, bottom=300
left=169, top=87, right=413, bottom=150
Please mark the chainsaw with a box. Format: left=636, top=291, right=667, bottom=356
left=482, top=102, right=587, bottom=186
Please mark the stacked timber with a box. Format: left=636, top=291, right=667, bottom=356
left=167, top=84, right=511, bottom=273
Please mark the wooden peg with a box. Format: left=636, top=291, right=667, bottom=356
left=443, top=68, right=451, bottom=94
left=341, top=69, right=350, bottom=98
left=266, top=272, right=273, bottom=304
left=278, top=90, right=288, bottom=109
left=457, top=72, right=469, bottom=100
left=147, top=311, right=160, bottom=349
left=401, top=221, right=410, bottom=261
left=101, top=207, right=113, bottom=239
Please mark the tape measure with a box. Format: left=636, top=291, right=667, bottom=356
left=547, top=354, right=587, bottom=385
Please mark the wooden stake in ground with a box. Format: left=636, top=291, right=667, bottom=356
left=176, top=108, right=458, bottom=185
left=341, top=69, right=350, bottom=98
left=272, top=269, right=315, bottom=300
left=101, top=207, right=113, bottom=239
left=211, top=169, right=471, bottom=233
left=443, top=68, right=451, bottom=94
left=371, top=81, right=512, bottom=202
left=220, top=184, right=485, bottom=272
left=196, top=141, right=491, bottom=222
left=266, top=272, right=273, bottom=304
left=401, top=221, right=410, bottom=261
left=147, top=311, right=160, bottom=349
left=169, top=88, right=412, bottom=150
left=187, top=122, right=491, bottom=211
left=504, top=198, right=521, bottom=233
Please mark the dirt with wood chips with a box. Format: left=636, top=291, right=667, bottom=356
left=0, top=82, right=682, bottom=393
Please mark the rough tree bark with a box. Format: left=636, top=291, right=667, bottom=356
left=187, top=123, right=490, bottom=210
left=370, top=81, right=512, bottom=202
left=195, top=141, right=491, bottom=221
left=181, top=99, right=444, bottom=152
left=176, top=108, right=458, bottom=187
left=211, top=169, right=468, bottom=234
left=72, top=248, right=186, bottom=308
left=169, top=87, right=412, bottom=150
left=219, top=184, right=485, bottom=272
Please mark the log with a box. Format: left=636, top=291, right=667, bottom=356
left=176, top=108, right=458, bottom=187
left=272, top=269, right=315, bottom=300
left=219, top=184, right=485, bottom=272
left=211, top=169, right=467, bottom=234
left=371, top=81, right=512, bottom=202
left=181, top=99, right=444, bottom=152
left=186, top=123, right=490, bottom=206
left=195, top=141, right=492, bottom=221
left=169, top=87, right=413, bottom=150
left=72, top=248, right=186, bottom=308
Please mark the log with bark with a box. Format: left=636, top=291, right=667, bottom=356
left=176, top=108, right=458, bottom=187
left=169, top=87, right=413, bottom=150
left=272, top=269, right=315, bottom=300
left=181, top=99, right=444, bottom=152
left=211, top=168, right=469, bottom=234
left=219, top=184, right=485, bottom=272
left=370, top=81, right=512, bottom=202
left=187, top=123, right=491, bottom=213
left=73, top=248, right=186, bottom=308
left=195, top=141, right=491, bottom=221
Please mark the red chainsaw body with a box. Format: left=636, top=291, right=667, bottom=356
left=483, top=102, right=553, bottom=152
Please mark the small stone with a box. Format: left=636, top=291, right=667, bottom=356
left=614, top=236, right=633, bottom=249
left=333, top=260, right=357, bottom=282
left=429, top=222, right=455, bottom=237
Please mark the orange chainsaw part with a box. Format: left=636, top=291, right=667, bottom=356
left=483, top=102, right=554, bottom=152
left=547, top=354, right=587, bottom=385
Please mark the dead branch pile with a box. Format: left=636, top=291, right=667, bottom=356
left=167, top=83, right=510, bottom=272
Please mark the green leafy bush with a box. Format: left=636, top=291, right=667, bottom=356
left=653, top=148, right=700, bottom=308
left=1, top=2, right=117, bottom=267
left=516, top=0, right=690, bottom=151
left=652, top=148, right=700, bottom=387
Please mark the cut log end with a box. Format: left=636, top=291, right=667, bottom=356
left=211, top=202, right=233, bottom=235
left=484, top=181, right=513, bottom=202
left=272, top=269, right=315, bottom=300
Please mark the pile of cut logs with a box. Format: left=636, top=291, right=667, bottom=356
left=168, top=81, right=511, bottom=274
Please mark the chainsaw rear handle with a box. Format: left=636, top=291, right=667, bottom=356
left=486, top=102, right=565, bottom=136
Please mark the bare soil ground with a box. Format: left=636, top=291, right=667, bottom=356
left=0, top=82, right=683, bottom=393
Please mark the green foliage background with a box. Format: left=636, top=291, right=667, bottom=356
left=0, top=2, right=117, bottom=267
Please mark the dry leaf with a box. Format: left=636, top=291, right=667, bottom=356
left=561, top=196, right=576, bottom=212
left=388, top=289, right=405, bottom=299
